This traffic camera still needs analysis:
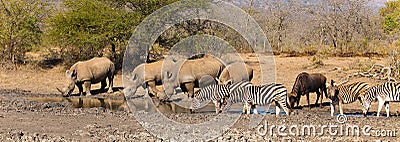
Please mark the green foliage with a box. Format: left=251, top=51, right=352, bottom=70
left=0, top=0, right=46, bottom=66
left=46, top=0, right=142, bottom=67
left=380, top=0, right=400, bottom=34
left=45, top=0, right=179, bottom=67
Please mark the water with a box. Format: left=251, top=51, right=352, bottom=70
left=333, top=113, right=375, bottom=117
left=25, top=96, right=128, bottom=111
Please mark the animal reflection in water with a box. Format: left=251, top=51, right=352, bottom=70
left=125, top=95, right=195, bottom=113
left=25, top=96, right=128, bottom=111
left=25, top=96, right=196, bottom=113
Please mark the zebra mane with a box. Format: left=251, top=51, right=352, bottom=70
left=365, top=84, right=380, bottom=102
left=194, top=85, right=215, bottom=102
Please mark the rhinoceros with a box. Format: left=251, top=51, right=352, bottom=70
left=57, top=57, right=115, bottom=96
left=159, top=55, right=225, bottom=99
left=124, top=60, right=163, bottom=97
left=218, top=62, right=253, bottom=84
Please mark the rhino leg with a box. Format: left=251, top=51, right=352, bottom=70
left=147, top=81, right=159, bottom=97
left=184, top=82, right=195, bottom=98
left=100, top=80, right=107, bottom=91
left=77, top=83, right=84, bottom=96
left=84, top=81, right=92, bottom=96
left=107, top=73, right=113, bottom=93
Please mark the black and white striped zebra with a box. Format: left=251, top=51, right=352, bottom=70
left=190, top=84, right=230, bottom=114
left=243, top=83, right=291, bottom=116
left=219, top=81, right=253, bottom=113
left=327, top=80, right=370, bottom=117
left=361, top=82, right=400, bottom=117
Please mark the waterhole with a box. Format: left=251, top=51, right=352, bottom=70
left=23, top=96, right=212, bottom=113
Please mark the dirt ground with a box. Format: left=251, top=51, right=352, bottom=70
left=1, top=54, right=400, bottom=141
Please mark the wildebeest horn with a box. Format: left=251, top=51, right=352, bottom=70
left=56, top=87, right=63, bottom=94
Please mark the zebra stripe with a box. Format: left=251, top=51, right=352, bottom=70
left=243, top=83, right=290, bottom=116
left=362, top=82, right=400, bottom=117
left=328, top=81, right=370, bottom=116
left=220, top=81, right=252, bottom=112
left=227, top=81, right=252, bottom=103
left=190, top=84, right=230, bottom=114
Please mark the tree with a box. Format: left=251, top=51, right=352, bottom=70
left=46, top=0, right=178, bottom=68
left=380, top=0, right=400, bottom=34
left=262, top=0, right=300, bottom=53
left=0, top=0, right=46, bottom=67
left=380, top=0, right=400, bottom=45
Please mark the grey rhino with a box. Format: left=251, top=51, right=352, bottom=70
left=57, top=57, right=115, bottom=96
left=124, top=60, right=163, bottom=97
left=159, top=55, right=225, bottom=99
left=218, top=62, right=253, bottom=84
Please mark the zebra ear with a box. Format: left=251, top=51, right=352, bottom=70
left=331, top=80, right=335, bottom=86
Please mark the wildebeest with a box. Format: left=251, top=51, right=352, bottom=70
left=159, top=55, right=225, bottom=99
left=288, top=72, right=327, bottom=109
left=123, top=60, right=163, bottom=97
left=218, top=62, right=253, bottom=84
left=57, top=57, right=115, bottom=96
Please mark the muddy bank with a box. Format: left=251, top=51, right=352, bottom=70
left=0, top=89, right=399, bottom=141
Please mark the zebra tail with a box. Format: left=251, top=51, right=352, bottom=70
left=286, top=92, right=292, bottom=112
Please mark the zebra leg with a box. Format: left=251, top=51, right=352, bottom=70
left=384, top=102, right=389, bottom=117
left=247, top=105, right=251, bottom=114
left=278, top=99, right=290, bottom=116
left=213, top=100, right=221, bottom=114
left=338, top=101, right=343, bottom=115
left=275, top=101, right=281, bottom=117
left=242, top=103, right=249, bottom=114
left=377, top=99, right=385, bottom=117
left=246, top=103, right=251, bottom=114
left=330, top=100, right=335, bottom=117
left=223, top=101, right=232, bottom=112
left=253, top=105, right=258, bottom=114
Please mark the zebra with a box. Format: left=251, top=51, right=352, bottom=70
left=327, top=80, right=370, bottom=117
left=361, top=82, right=400, bottom=117
left=243, top=83, right=291, bottom=116
left=190, top=84, right=231, bottom=114
left=219, top=81, right=253, bottom=113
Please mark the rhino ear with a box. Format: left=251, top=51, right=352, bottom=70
left=131, top=74, right=137, bottom=81
left=226, top=79, right=233, bottom=85
left=167, top=71, right=173, bottom=78
left=70, top=70, right=77, bottom=79
left=65, top=70, right=70, bottom=78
